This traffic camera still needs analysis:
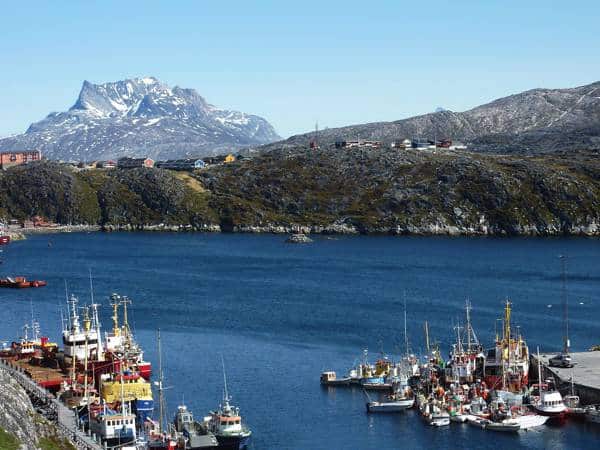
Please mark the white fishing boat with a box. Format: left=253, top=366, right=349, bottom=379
left=449, top=413, right=468, bottom=423
left=366, top=393, right=414, bottom=413
left=511, top=413, right=549, bottom=429
left=531, top=348, right=567, bottom=420
left=467, top=415, right=488, bottom=429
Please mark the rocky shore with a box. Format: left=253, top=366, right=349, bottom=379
left=1, top=148, right=600, bottom=237
left=0, top=368, right=74, bottom=450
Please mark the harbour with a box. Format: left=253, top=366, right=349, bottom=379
left=1, top=232, right=600, bottom=448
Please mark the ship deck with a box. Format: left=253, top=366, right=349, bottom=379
left=8, top=358, right=67, bottom=390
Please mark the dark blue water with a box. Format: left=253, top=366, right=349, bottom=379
left=2, top=233, right=600, bottom=449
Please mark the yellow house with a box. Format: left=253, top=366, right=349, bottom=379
left=224, top=154, right=236, bottom=163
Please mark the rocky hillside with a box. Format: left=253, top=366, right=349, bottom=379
left=0, top=77, right=280, bottom=161
left=259, top=81, right=600, bottom=154
left=1, top=149, right=599, bottom=236
left=0, top=368, right=74, bottom=450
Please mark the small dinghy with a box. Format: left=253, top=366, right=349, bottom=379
left=450, top=413, right=468, bottom=423
left=486, top=420, right=521, bottom=432
left=366, top=394, right=414, bottom=413
left=467, top=415, right=488, bottom=429
left=429, top=412, right=450, bottom=427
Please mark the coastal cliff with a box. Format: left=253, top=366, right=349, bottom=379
left=0, top=148, right=599, bottom=236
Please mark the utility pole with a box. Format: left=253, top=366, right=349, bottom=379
left=560, top=255, right=570, bottom=354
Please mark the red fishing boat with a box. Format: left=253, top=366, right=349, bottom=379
left=0, top=276, right=47, bottom=288
left=0, top=235, right=9, bottom=245
left=482, top=300, right=529, bottom=392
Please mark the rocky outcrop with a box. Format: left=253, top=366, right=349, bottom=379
left=0, top=368, right=39, bottom=449
left=1, top=148, right=600, bottom=237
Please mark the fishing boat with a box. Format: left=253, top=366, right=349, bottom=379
left=88, top=402, right=137, bottom=447
left=146, top=329, right=179, bottom=450
left=446, top=300, right=484, bottom=385
left=103, top=293, right=152, bottom=380
left=319, top=371, right=351, bottom=386
left=420, top=398, right=450, bottom=427
left=205, top=360, right=252, bottom=450
left=531, top=348, right=566, bottom=421
left=173, top=405, right=218, bottom=449
left=0, top=276, right=47, bottom=288
left=482, top=300, right=529, bottom=392
left=366, top=384, right=414, bottom=413
left=0, top=235, right=10, bottom=245
left=100, top=369, right=154, bottom=423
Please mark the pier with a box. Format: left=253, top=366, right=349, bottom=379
left=0, top=359, right=102, bottom=450
left=534, top=351, right=600, bottom=405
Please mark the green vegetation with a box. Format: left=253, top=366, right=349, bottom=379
left=0, top=148, right=599, bottom=235
left=38, top=436, right=77, bottom=450
left=0, top=427, right=20, bottom=450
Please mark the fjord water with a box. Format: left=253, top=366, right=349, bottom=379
left=2, top=233, right=600, bottom=449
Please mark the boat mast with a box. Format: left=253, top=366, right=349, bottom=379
left=221, top=355, right=230, bottom=405
left=560, top=255, right=570, bottom=354
left=424, top=321, right=430, bottom=354
left=110, top=294, right=120, bottom=337
left=157, top=328, right=165, bottom=434
left=83, top=307, right=90, bottom=412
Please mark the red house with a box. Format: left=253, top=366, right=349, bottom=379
left=0, top=150, right=41, bottom=169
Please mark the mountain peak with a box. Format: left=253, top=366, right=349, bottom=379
left=1, top=77, right=280, bottom=160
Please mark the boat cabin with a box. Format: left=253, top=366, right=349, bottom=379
left=320, top=371, right=337, bottom=383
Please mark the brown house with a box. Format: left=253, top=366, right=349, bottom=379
left=0, top=150, right=41, bottom=169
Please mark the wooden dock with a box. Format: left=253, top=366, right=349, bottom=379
left=534, top=351, right=600, bottom=405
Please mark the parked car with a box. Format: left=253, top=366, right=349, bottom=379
left=549, top=353, right=573, bottom=368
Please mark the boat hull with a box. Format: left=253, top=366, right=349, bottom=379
left=215, top=434, right=251, bottom=450
left=366, top=399, right=414, bottom=413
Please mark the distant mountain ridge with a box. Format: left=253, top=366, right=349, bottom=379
left=0, top=77, right=280, bottom=161
left=261, top=81, right=600, bottom=153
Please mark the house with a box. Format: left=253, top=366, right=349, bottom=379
left=97, top=160, right=117, bottom=169
left=155, top=159, right=206, bottom=170
left=117, top=157, right=155, bottom=168
left=0, top=150, right=41, bottom=169
left=224, top=154, right=236, bottom=163
left=391, top=139, right=412, bottom=149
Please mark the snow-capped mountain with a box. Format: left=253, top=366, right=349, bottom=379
left=0, top=77, right=280, bottom=160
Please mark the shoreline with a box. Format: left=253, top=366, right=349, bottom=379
left=6, top=222, right=600, bottom=237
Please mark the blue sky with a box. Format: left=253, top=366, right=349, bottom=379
left=1, top=1, right=599, bottom=138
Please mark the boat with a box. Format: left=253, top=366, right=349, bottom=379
left=0, top=276, right=47, bottom=288
left=366, top=387, right=415, bottom=413
left=419, top=398, right=450, bottom=427
left=486, top=419, right=521, bottom=432
left=88, top=402, right=137, bottom=447
left=205, top=359, right=252, bottom=450
left=103, top=293, right=152, bottom=380
left=100, top=369, right=154, bottom=423
left=0, top=235, right=10, bottom=245
left=585, top=406, right=600, bottom=424
left=531, top=348, right=566, bottom=421
left=446, top=300, right=484, bottom=385
left=320, top=371, right=351, bottom=386
left=467, top=415, right=488, bottom=429
left=511, top=413, right=549, bottom=429
left=482, top=300, right=529, bottom=392
left=173, top=405, right=218, bottom=449
left=147, top=329, right=179, bottom=450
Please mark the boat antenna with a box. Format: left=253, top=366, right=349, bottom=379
left=64, top=280, right=71, bottom=331
left=424, top=321, right=430, bottom=354
left=560, top=255, right=570, bottom=354
left=88, top=268, right=94, bottom=305
left=221, top=355, right=230, bottom=403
